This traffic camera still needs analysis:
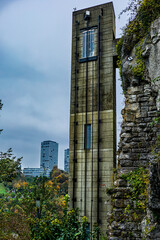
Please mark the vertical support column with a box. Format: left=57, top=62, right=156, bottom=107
left=84, top=19, right=89, bottom=217
left=97, top=14, right=101, bottom=239
left=91, top=61, right=94, bottom=233
left=73, top=20, right=79, bottom=208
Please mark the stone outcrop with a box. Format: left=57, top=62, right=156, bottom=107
left=108, top=18, right=160, bottom=239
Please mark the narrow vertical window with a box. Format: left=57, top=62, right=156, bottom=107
left=82, top=29, right=95, bottom=58
left=88, top=29, right=95, bottom=57
left=84, top=124, right=91, bottom=149
left=83, top=31, right=87, bottom=58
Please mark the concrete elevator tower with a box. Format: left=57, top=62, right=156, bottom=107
left=69, top=2, right=117, bottom=233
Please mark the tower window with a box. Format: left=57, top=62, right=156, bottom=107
left=84, top=124, right=91, bottom=149
left=82, top=29, right=95, bottom=58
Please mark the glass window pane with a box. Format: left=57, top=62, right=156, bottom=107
left=82, top=29, right=94, bottom=58
left=84, top=124, right=91, bottom=149
left=87, top=125, right=91, bottom=149
left=83, top=31, right=87, bottom=58
left=88, top=31, right=91, bottom=57
left=91, top=30, right=94, bottom=56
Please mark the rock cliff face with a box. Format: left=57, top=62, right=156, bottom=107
left=108, top=18, right=160, bottom=239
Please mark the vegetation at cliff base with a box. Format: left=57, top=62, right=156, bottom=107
left=121, top=167, right=149, bottom=212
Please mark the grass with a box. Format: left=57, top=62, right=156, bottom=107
left=0, top=183, right=6, bottom=194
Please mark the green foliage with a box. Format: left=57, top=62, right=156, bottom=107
left=50, top=166, right=68, bottom=195
left=120, top=167, right=149, bottom=221
left=132, top=38, right=145, bottom=79
left=0, top=183, right=6, bottom=194
left=30, top=202, right=101, bottom=240
left=29, top=195, right=95, bottom=240
left=116, top=0, right=160, bottom=93
left=116, top=37, right=124, bottom=60
left=0, top=167, right=103, bottom=239
left=106, top=168, right=150, bottom=233
left=30, top=193, right=101, bottom=239
left=0, top=167, right=68, bottom=239
left=117, top=0, right=160, bottom=72
left=121, top=168, right=149, bottom=208
left=30, top=209, right=90, bottom=240
left=119, top=0, right=160, bottom=55
left=0, top=101, right=22, bottom=184
left=137, top=0, right=160, bottom=30
left=0, top=148, right=22, bottom=183
left=116, top=37, right=124, bottom=77
left=151, top=111, right=160, bottom=161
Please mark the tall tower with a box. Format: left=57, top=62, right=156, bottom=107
left=64, top=148, right=69, bottom=173
left=40, top=140, right=58, bottom=170
left=69, top=2, right=116, bottom=234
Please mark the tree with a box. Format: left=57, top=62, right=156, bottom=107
left=50, top=166, right=68, bottom=195
left=0, top=100, right=22, bottom=183
left=0, top=148, right=22, bottom=183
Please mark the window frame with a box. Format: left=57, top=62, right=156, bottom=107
left=84, top=124, right=91, bottom=150
left=82, top=29, right=95, bottom=58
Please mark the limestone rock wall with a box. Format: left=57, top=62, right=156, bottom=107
left=108, top=19, right=160, bottom=240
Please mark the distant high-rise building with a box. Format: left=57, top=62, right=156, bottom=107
left=64, top=148, right=69, bottom=172
left=40, top=140, right=58, bottom=170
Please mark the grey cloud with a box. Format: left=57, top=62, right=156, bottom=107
left=0, top=46, right=45, bottom=79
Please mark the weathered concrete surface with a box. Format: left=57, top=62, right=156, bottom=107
left=69, top=3, right=117, bottom=233
left=108, top=18, right=160, bottom=239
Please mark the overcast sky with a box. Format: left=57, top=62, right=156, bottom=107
left=0, top=0, right=128, bottom=169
